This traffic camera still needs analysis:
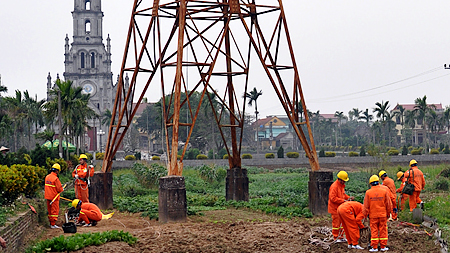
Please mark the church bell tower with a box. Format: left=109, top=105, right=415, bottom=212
left=63, top=0, right=115, bottom=151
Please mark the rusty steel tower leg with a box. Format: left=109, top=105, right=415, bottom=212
left=102, top=0, right=324, bottom=217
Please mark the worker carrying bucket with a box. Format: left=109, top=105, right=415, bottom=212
left=72, top=199, right=114, bottom=227
left=45, top=163, right=64, bottom=229
left=72, top=154, right=94, bottom=203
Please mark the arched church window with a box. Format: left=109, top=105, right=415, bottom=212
left=91, top=52, right=95, bottom=68
left=85, top=0, right=91, bottom=10
left=85, top=20, right=91, bottom=34
left=81, top=52, right=85, bottom=68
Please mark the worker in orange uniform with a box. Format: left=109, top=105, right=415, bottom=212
left=403, top=160, right=425, bottom=211
left=72, top=199, right=102, bottom=227
left=337, top=201, right=366, bottom=250
left=45, top=163, right=64, bottom=229
left=379, top=170, right=398, bottom=220
left=328, top=171, right=355, bottom=242
left=395, top=171, right=408, bottom=211
left=72, top=154, right=94, bottom=203
left=362, top=175, right=392, bottom=252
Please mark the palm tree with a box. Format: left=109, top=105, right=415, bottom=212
left=35, top=129, right=56, bottom=152
left=244, top=87, right=262, bottom=151
left=405, top=110, right=417, bottom=145
left=373, top=101, right=390, bottom=143
left=359, top=109, right=373, bottom=126
left=3, top=90, right=26, bottom=151
left=393, top=105, right=405, bottom=144
left=443, top=107, right=450, bottom=139
left=414, top=95, right=435, bottom=149
left=334, top=111, right=346, bottom=146
left=426, top=109, right=440, bottom=148
left=349, top=108, right=362, bottom=121
left=22, top=91, right=45, bottom=149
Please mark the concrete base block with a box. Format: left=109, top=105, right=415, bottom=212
left=158, top=176, right=187, bottom=223
left=308, top=171, right=333, bottom=216
left=89, top=171, right=113, bottom=210
left=412, top=208, right=424, bottom=224
left=226, top=167, right=249, bottom=201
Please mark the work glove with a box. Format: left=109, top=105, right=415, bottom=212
left=393, top=208, right=398, bottom=213
left=75, top=175, right=79, bottom=179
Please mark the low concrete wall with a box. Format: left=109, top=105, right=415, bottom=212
left=0, top=210, right=37, bottom=253
left=102, top=154, right=450, bottom=170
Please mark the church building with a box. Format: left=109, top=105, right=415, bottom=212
left=47, top=0, right=125, bottom=152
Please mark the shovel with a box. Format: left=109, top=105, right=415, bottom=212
left=50, top=183, right=67, bottom=205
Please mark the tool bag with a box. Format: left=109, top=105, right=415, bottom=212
left=402, top=168, right=415, bottom=195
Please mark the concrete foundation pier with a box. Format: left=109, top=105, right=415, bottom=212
left=226, top=167, right=249, bottom=201
left=308, top=170, right=333, bottom=215
left=158, top=176, right=187, bottom=223
left=89, top=171, right=114, bottom=210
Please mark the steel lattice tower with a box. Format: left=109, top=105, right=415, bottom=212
left=102, top=0, right=319, bottom=176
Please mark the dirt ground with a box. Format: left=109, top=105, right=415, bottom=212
left=28, top=208, right=440, bottom=253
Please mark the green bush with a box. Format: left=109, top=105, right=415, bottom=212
left=125, top=155, right=136, bottom=160
left=132, top=163, right=167, bottom=189
left=46, top=158, right=68, bottom=173
left=196, top=154, right=208, bottom=160
left=152, top=156, right=160, bottom=160
left=402, top=145, right=408, bottom=155
left=286, top=152, right=299, bottom=158
left=439, top=168, right=450, bottom=178
left=277, top=146, right=284, bottom=158
left=223, top=154, right=229, bottom=159
left=265, top=153, right=275, bottom=159
left=411, top=149, right=422, bottom=155
left=434, top=179, right=449, bottom=191
left=26, top=230, right=137, bottom=253
left=348, top=151, right=359, bottom=157
left=242, top=154, right=253, bottom=159
left=325, top=152, right=336, bottom=157
left=95, top=152, right=105, bottom=160
left=0, top=165, right=28, bottom=203
left=359, top=146, right=366, bottom=156
left=430, top=148, right=440, bottom=155
left=387, top=148, right=399, bottom=156
left=319, top=148, right=325, bottom=157
left=13, top=164, right=46, bottom=197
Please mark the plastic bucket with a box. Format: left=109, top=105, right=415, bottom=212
left=62, top=222, right=77, bottom=233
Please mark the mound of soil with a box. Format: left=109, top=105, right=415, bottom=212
left=38, top=210, right=439, bottom=253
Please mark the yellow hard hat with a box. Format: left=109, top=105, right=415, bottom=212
left=337, top=171, right=349, bottom=182
left=397, top=171, right=404, bottom=180
left=369, top=175, right=380, bottom=184
left=52, top=163, right=61, bottom=172
left=409, top=159, right=417, bottom=167
left=378, top=170, right=387, bottom=178
left=72, top=199, right=81, bottom=208
left=79, top=154, right=88, bottom=160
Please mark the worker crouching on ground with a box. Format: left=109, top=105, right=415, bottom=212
left=72, top=154, right=94, bottom=203
left=379, top=170, right=398, bottom=220
left=362, top=175, right=392, bottom=252
left=404, top=159, right=425, bottom=211
left=328, top=171, right=355, bottom=242
left=45, top=163, right=64, bottom=229
left=396, top=171, right=409, bottom=211
left=337, top=201, right=366, bottom=250
left=72, top=199, right=102, bottom=227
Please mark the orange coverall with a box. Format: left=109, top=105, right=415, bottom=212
left=381, top=177, right=397, bottom=220
left=362, top=185, right=392, bottom=250
left=404, top=166, right=425, bottom=211
left=328, top=179, right=350, bottom=239
left=78, top=203, right=103, bottom=225
left=72, top=164, right=94, bottom=203
left=337, top=201, right=365, bottom=246
left=396, top=177, right=409, bottom=211
left=44, top=172, right=63, bottom=226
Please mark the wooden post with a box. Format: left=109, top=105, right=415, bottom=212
left=308, top=170, right=333, bottom=215
left=89, top=171, right=113, bottom=210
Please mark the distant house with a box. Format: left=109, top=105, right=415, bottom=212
left=253, top=116, right=289, bottom=149
left=391, top=103, right=445, bottom=145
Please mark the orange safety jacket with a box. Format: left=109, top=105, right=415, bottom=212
left=382, top=177, right=396, bottom=196
left=338, top=201, right=365, bottom=228
left=404, top=166, right=425, bottom=191
left=44, top=172, right=63, bottom=200
left=362, top=185, right=392, bottom=219
left=72, top=164, right=94, bottom=186
left=328, top=179, right=350, bottom=215
left=397, top=177, right=406, bottom=193
left=80, top=203, right=103, bottom=222
left=380, top=185, right=396, bottom=207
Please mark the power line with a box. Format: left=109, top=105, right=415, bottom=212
left=309, top=66, right=443, bottom=102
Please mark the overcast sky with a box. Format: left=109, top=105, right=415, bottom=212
left=1, top=1, right=450, bottom=118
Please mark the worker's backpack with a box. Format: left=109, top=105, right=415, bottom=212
left=402, top=168, right=415, bottom=195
